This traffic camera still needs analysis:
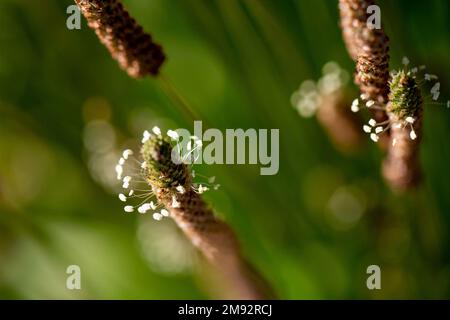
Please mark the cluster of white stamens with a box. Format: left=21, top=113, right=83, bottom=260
left=115, top=126, right=220, bottom=221
left=351, top=58, right=449, bottom=145
left=362, top=116, right=417, bottom=145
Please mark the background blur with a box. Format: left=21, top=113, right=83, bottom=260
left=1, top=0, right=449, bottom=299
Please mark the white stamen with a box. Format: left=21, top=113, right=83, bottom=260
left=368, top=119, right=377, bottom=127
left=363, top=125, right=372, bottom=133
left=128, top=190, right=134, bottom=196
left=410, top=130, right=417, bottom=140
left=431, top=82, right=440, bottom=101
left=152, top=126, right=161, bottom=135
left=124, top=205, right=134, bottom=213
left=171, top=196, right=180, bottom=208
left=375, top=127, right=384, bottom=134
left=360, top=93, right=369, bottom=100
left=115, top=165, right=123, bottom=180
left=402, top=56, right=410, bottom=66
left=119, top=157, right=125, bottom=165
left=142, top=130, right=151, bottom=143
left=392, top=138, right=397, bottom=147
left=176, top=185, right=186, bottom=194
left=370, top=133, right=379, bottom=142
left=160, top=209, right=169, bottom=217
left=366, top=100, right=375, bottom=107
left=118, top=193, right=127, bottom=202
left=153, top=213, right=163, bottom=221
left=167, top=130, right=179, bottom=140
left=198, top=185, right=209, bottom=194
left=149, top=201, right=157, bottom=210
left=123, top=149, right=133, bottom=160
left=123, top=176, right=131, bottom=182
left=138, top=205, right=149, bottom=214
left=406, top=116, right=415, bottom=124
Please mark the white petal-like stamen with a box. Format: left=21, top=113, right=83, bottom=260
left=370, top=133, right=379, bottom=142
left=137, top=205, right=148, bottom=214
left=375, top=127, right=384, bottom=134
left=142, top=130, right=151, bottom=143
left=119, top=157, right=125, bottom=165
left=392, top=138, right=397, bottom=147
left=198, top=185, right=209, bottom=194
left=167, top=130, right=179, bottom=140
left=366, top=100, right=375, bottom=107
left=171, top=196, right=180, bottom=208
left=152, top=126, right=161, bottom=135
left=122, top=181, right=129, bottom=189
left=123, top=149, right=133, bottom=160
left=124, top=206, right=134, bottom=213
left=402, top=56, right=410, bottom=66
left=431, top=82, right=440, bottom=101
left=123, top=176, right=131, bottom=183
left=119, top=193, right=127, bottom=202
left=160, top=209, right=169, bottom=217
left=363, top=125, right=372, bottom=133
left=360, top=93, right=369, bottom=100
left=368, top=119, right=377, bottom=127
left=410, top=130, right=417, bottom=140
left=149, top=201, right=157, bottom=210
left=176, top=185, right=185, bottom=194
left=115, top=165, right=123, bottom=180
left=405, top=117, right=415, bottom=124
left=153, top=213, right=163, bottom=221
left=128, top=190, right=134, bottom=196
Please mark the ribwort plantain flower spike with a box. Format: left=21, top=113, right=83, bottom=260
left=74, top=0, right=165, bottom=78
left=382, top=70, right=423, bottom=191
left=115, top=128, right=273, bottom=299
left=339, top=0, right=391, bottom=143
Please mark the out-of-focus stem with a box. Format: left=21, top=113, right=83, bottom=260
left=316, top=90, right=365, bottom=153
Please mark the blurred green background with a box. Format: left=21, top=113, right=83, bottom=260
left=1, top=0, right=449, bottom=299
